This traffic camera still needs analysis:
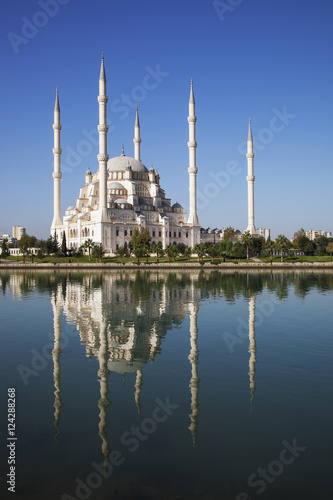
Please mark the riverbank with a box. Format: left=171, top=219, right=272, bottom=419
left=1, top=261, right=333, bottom=270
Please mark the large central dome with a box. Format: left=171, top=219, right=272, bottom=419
left=107, top=154, right=148, bottom=173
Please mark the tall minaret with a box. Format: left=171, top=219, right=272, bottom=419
left=51, top=89, right=62, bottom=230
left=187, top=79, right=200, bottom=227
left=97, top=54, right=109, bottom=222
left=133, top=105, right=141, bottom=161
left=246, top=119, right=256, bottom=234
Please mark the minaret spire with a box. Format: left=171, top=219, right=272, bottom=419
left=97, top=53, right=109, bottom=224
left=246, top=118, right=256, bottom=234
left=133, top=105, right=141, bottom=161
left=51, top=88, right=62, bottom=230
left=187, top=79, right=200, bottom=233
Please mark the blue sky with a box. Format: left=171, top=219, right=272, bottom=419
left=0, top=0, right=332, bottom=239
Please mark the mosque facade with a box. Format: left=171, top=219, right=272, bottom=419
left=51, top=56, right=200, bottom=254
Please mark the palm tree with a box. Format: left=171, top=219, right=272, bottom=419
left=275, top=234, right=291, bottom=262
left=206, top=244, right=220, bottom=262
left=264, top=239, right=275, bottom=264
left=151, top=242, right=164, bottom=263
left=91, top=243, right=105, bottom=263
left=83, top=238, right=94, bottom=261
left=184, top=246, right=192, bottom=262
left=194, top=243, right=205, bottom=263
left=241, top=231, right=253, bottom=260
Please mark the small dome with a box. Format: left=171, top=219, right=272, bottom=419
left=115, top=198, right=129, bottom=205
left=172, top=202, right=182, bottom=209
left=86, top=167, right=91, bottom=175
left=108, top=181, right=126, bottom=190
left=108, top=155, right=148, bottom=173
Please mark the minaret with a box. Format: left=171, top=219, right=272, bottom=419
left=246, top=119, right=256, bottom=234
left=188, top=302, right=200, bottom=445
left=133, top=105, right=141, bottom=161
left=51, top=89, right=62, bottom=229
left=187, top=79, right=200, bottom=227
left=248, top=294, right=257, bottom=412
left=97, top=54, right=109, bottom=222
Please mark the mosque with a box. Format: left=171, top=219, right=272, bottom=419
left=51, top=56, right=201, bottom=253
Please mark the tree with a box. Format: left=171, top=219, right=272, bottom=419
left=241, top=231, right=253, bottom=260
left=184, top=246, right=192, bottom=262
left=131, top=227, right=151, bottom=250
left=206, top=243, right=220, bottom=262
left=46, top=233, right=59, bottom=254
left=133, top=245, right=145, bottom=263
left=298, top=235, right=312, bottom=254
left=293, top=228, right=306, bottom=249
left=251, top=236, right=265, bottom=256
left=116, top=245, right=129, bottom=259
left=36, top=249, right=45, bottom=260
left=223, top=227, right=235, bottom=241
left=83, top=238, right=94, bottom=261
left=91, top=244, right=105, bottom=263
left=264, top=239, right=275, bottom=263
left=18, top=234, right=30, bottom=263
left=194, top=243, right=205, bottom=262
left=231, top=242, right=245, bottom=260
left=176, top=242, right=186, bottom=256
left=165, top=244, right=178, bottom=262
left=275, top=234, right=291, bottom=262
left=314, top=235, right=329, bottom=256
left=326, top=242, right=333, bottom=260
left=61, top=232, right=67, bottom=256
left=1, top=238, right=10, bottom=259
left=151, top=242, right=164, bottom=263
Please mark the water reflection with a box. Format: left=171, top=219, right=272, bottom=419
left=2, top=270, right=333, bottom=471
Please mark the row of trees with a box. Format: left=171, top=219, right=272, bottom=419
left=2, top=227, right=332, bottom=263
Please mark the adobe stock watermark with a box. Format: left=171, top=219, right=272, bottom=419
left=61, top=396, right=180, bottom=500
left=61, top=64, right=170, bottom=174
left=197, top=106, right=296, bottom=211
left=213, top=0, right=244, bottom=23
left=16, top=318, right=79, bottom=386
left=7, top=0, right=72, bottom=54
left=236, top=438, right=307, bottom=499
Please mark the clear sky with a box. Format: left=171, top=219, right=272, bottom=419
left=1, top=0, right=332, bottom=239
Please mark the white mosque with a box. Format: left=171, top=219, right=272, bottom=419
left=51, top=55, right=201, bottom=254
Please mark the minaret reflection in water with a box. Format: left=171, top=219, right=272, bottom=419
left=51, top=288, right=63, bottom=441
left=49, top=272, right=258, bottom=461
left=248, top=294, right=257, bottom=412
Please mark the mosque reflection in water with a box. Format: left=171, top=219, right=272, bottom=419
left=40, top=270, right=258, bottom=467
left=2, top=270, right=333, bottom=499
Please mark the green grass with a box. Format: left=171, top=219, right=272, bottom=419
left=259, top=255, right=332, bottom=263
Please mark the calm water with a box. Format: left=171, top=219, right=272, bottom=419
left=0, top=270, right=332, bottom=500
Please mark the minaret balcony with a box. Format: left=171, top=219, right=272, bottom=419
left=98, top=124, right=109, bottom=133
